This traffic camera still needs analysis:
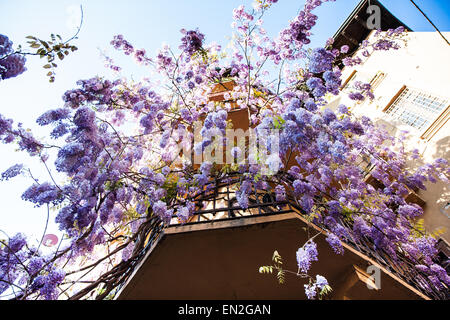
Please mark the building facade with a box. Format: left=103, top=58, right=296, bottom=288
left=329, top=29, right=450, bottom=266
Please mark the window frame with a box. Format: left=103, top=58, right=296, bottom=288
left=383, top=86, right=450, bottom=139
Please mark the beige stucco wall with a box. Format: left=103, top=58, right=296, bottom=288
left=328, top=31, right=450, bottom=242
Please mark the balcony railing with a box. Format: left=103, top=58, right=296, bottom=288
left=107, top=173, right=449, bottom=300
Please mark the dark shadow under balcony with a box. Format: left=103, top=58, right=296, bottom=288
left=114, top=179, right=438, bottom=300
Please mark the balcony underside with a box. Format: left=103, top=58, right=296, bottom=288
left=116, top=213, right=426, bottom=300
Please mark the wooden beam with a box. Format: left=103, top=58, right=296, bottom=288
left=342, top=31, right=360, bottom=46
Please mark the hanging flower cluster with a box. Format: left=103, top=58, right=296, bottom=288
left=0, top=35, right=27, bottom=80
left=0, top=0, right=448, bottom=300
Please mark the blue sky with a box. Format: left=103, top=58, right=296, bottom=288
left=0, top=0, right=449, bottom=242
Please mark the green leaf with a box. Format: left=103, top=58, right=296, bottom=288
left=258, top=266, right=273, bottom=274
left=277, top=271, right=285, bottom=284
left=272, top=250, right=283, bottom=265
left=273, top=116, right=286, bottom=129
left=43, top=64, right=51, bottom=69
left=319, top=285, right=333, bottom=299
left=39, top=40, right=50, bottom=50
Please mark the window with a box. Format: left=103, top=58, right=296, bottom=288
left=341, top=71, right=385, bottom=105
left=341, top=70, right=357, bottom=90
left=384, top=87, right=449, bottom=133
left=421, top=106, right=450, bottom=141
left=441, top=202, right=450, bottom=219
left=436, top=239, right=450, bottom=274
left=368, top=71, right=386, bottom=91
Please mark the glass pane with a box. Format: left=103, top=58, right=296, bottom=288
left=385, top=87, right=448, bottom=132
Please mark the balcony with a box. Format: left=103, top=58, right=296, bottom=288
left=110, top=175, right=447, bottom=300
left=90, top=82, right=446, bottom=301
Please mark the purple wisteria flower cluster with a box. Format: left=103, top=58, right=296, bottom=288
left=0, top=34, right=27, bottom=80
left=179, top=29, right=205, bottom=57
left=0, top=0, right=448, bottom=301
left=278, top=0, right=335, bottom=59
left=296, top=240, right=318, bottom=273
left=110, top=34, right=151, bottom=65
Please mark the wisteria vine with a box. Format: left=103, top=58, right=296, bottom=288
left=0, top=0, right=449, bottom=300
